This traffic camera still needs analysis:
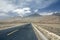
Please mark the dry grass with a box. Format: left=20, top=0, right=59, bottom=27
left=33, top=24, right=60, bottom=40
left=34, top=23, right=60, bottom=36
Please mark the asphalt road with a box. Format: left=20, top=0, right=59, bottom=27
left=0, top=24, right=38, bottom=40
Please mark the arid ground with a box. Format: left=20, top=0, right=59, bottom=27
left=0, top=15, right=60, bottom=36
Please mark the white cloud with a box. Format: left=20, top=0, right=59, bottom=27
left=6, top=0, right=58, bottom=9
left=34, top=9, right=38, bottom=12
left=40, top=12, right=53, bottom=15
left=0, top=0, right=58, bottom=12
left=0, top=0, right=17, bottom=12
left=13, top=7, right=31, bottom=17
left=0, top=13, right=8, bottom=16
left=23, top=7, right=30, bottom=11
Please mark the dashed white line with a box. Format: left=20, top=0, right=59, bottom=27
left=7, top=30, right=19, bottom=36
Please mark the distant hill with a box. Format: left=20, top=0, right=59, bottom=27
left=0, top=15, right=60, bottom=24
left=52, top=13, right=60, bottom=16
left=26, top=13, right=41, bottom=17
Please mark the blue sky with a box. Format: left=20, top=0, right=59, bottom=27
left=0, top=0, right=60, bottom=17
left=38, top=0, right=60, bottom=12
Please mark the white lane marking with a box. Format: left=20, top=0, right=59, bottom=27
left=32, top=24, right=48, bottom=40
left=7, top=30, right=19, bottom=36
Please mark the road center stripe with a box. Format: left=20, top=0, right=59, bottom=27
left=7, top=30, right=19, bottom=36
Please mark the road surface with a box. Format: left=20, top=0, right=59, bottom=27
left=0, top=24, right=38, bottom=40
left=0, top=23, right=48, bottom=40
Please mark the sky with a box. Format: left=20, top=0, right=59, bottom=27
left=0, top=0, right=60, bottom=17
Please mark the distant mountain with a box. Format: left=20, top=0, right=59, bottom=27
left=52, top=13, right=60, bottom=16
left=26, top=13, right=41, bottom=17
left=0, top=10, right=41, bottom=20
